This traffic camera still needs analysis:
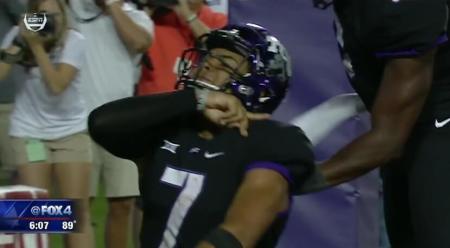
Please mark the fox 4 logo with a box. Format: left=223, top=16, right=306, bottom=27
left=23, top=13, right=47, bottom=32
left=41, top=205, right=72, bottom=216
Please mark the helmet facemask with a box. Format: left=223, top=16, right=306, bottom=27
left=176, top=46, right=251, bottom=93
left=176, top=24, right=291, bottom=114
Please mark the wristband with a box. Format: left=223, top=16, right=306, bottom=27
left=186, top=13, right=198, bottom=23
left=299, top=168, right=329, bottom=194
left=194, top=88, right=209, bottom=111
left=204, top=227, right=243, bottom=248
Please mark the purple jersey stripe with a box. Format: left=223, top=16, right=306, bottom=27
left=246, top=161, right=293, bottom=218
left=375, top=33, right=448, bottom=58
left=246, top=161, right=294, bottom=185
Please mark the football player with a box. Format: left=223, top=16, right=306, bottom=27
left=307, top=1, right=450, bottom=247
left=89, top=23, right=317, bottom=247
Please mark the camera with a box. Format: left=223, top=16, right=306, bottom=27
left=23, top=12, right=57, bottom=37
left=1, top=12, right=59, bottom=66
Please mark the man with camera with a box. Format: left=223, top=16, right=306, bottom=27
left=136, top=0, right=227, bottom=95
left=68, top=0, right=153, bottom=248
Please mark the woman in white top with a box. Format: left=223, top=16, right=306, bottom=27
left=0, top=0, right=92, bottom=247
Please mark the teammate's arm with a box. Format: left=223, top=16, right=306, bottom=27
left=318, top=49, right=436, bottom=187
left=197, top=169, right=289, bottom=248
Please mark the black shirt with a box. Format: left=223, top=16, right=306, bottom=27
left=88, top=90, right=315, bottom=247
left=334, top=0, right=450, bottom=122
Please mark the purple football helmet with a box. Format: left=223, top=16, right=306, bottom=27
left=176, top=23, right=292, bottom=113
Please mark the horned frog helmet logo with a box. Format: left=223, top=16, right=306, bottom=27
left=23, top=13, right=47, bottom=32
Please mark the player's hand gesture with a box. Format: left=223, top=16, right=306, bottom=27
left=202, top=91, right=270, bottom=137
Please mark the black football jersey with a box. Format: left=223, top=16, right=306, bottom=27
left=334, top=0, right=450, bottom=122
left=137, top=119, right=315, bottom=248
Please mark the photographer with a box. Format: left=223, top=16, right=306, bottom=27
left=68, top=1, right=153, bottom=248
left=0, top=0, right=93, bottom=247
left=136, top=0, right=227, bottom=94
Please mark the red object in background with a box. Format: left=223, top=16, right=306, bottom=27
left=137, top=5, right=227, bottom=95
left=0, top=185, right=49, bottom=248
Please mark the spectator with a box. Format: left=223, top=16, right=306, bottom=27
left=67, top=1, right=153, bottom=247
left=137, top=0, right=227, bottom=95
left=0, top=0, right=92, bottom=247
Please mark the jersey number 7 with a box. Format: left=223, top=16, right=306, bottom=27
left=159, top=166, right=205, bottom=248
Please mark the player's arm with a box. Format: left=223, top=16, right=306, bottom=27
left=300, top=0, right=448, bottom=193
left=197, top=168, right=289, bottom=248
left=319, top=49, right=436, bottom=186
left=88, top=89, right=268, bottom=159
left=88, top=90, right=198, bottom=159
left=106, top=1, right=152, bottom=53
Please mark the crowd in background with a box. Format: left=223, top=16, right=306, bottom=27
left=0, top=0, right=227, bottom=247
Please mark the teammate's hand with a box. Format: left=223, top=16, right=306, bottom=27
left=203, top=91, right=270, bottom=137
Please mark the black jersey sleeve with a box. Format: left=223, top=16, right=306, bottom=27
left=88, top=90, right=197, bottom=160
left=245, top=120, right=315, bottom=195
left=357, top=0, right=448, bottom=58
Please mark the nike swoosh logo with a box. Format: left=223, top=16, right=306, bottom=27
left=204, top=152, right=225, bottom=159
left=435, top=118, right=450, bottom=128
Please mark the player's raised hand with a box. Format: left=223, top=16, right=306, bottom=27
left=202, top=91, right=270, bottom=136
